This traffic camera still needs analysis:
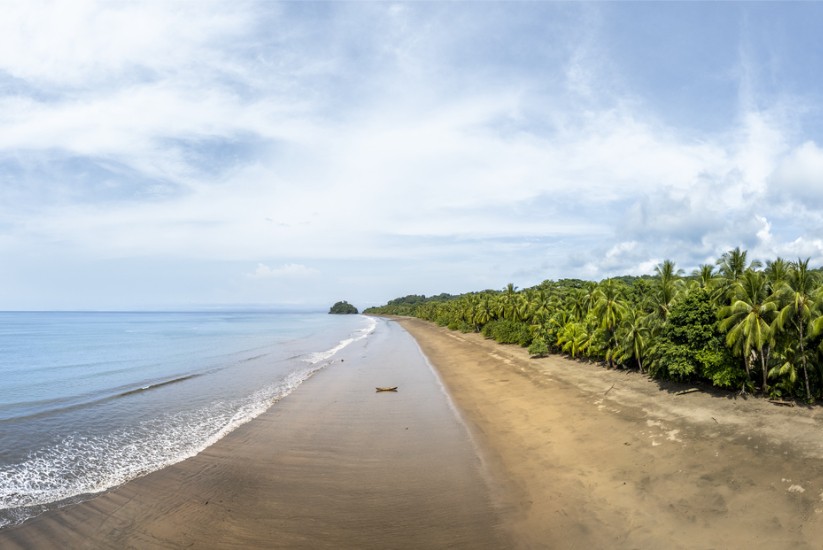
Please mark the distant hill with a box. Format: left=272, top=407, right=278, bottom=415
left=329, top=301, right=358, bottom=314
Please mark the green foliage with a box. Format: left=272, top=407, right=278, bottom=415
left=528, top=338, right=549, bottom=358
left=718, top=270, right=778, bottom=391
left=648, top=290, right=740, bottom=387
left=447, top=320, right=475, bottom=333
left=651, top=342, right=697, bottom=380
left=481, top=319, right=532, bottom=346
left=329, top=301, right=358, bottom=314
left=366, top=250, right=823, bottom=401
left=364, top=293, right=456, bottom=316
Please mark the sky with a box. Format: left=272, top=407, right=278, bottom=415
left=3, top=2, right=823, bottom=310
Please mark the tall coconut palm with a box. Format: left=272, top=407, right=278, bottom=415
left=566, top=288, right=590, bottom=322
left=717, top=247, right=761, bottom=280
left=692, top=263, right=717, bottom=290
left=719, top=270, right=778, bottom=392
left=528, top=289, right=551, bottom=326
left=549, top=308, right=572, bottom=345
left=765, top=257, right=790, bottom=294
left=651, top=259, right=684, bottom=321
left=715, top=247, right=763, bottom=306
left=779, top=258, right=820, bottom=400
left=498, top=283, right=519, bottom=320
left=592, top=279, right=627, bottom=367
left=514, top=292, right=532, bottom=323
left=474, top=293, right=494, bottom=329
left=559, top=322, right=591, bottom=359
left=616, top=306, right=650, bottom=372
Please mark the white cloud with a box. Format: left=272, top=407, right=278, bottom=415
left=755, top=214, right=772, bottom=245
left=0, top=1, right=251, bottom=87
left=768, top=141, right=823, bottom=206
left=247, top=263, right=319, bottom=279
left=2, top=2, right=823, bottom=307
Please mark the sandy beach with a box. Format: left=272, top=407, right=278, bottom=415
left=0, top=318, right=506, bottom=549
left=398, top=317, right=823, bottom=549
left=4, top=316, right=823, bottom=548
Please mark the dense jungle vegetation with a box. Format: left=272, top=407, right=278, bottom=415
left=329, top=300, right=359, bottom=314
left=365, top=248, right=823, bottom=402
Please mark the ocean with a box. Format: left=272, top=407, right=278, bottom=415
left=0, top=311, right=375, bottom=529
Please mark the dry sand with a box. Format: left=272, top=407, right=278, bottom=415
left=4, top=315, right=823, bottom=549
left=397, top=317, right=823, bottom=549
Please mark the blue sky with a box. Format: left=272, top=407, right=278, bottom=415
left=3, top=2, right=823, bottom=310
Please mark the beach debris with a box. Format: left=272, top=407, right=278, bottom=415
left=605, top=383, right=615, bottom=395
left=769, top=399, right=795, bottom=407
left=675, top=388, right=700, bottom=396
left=375, top=386, right=398, bottom=392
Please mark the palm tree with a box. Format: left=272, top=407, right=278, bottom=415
left=768, top=345, right=800, bottom=398
left=765, top=257, right=790, bottom=294
left=715, top=247, right=762, bottom=306
left=514, top=292, right=532, bottom=323
left=616, top=306, right=650, bottom=372
left=778, top=258, right=819, bottom=400
left=528, top=289, right=551, bottom=326
left=566, top=288, right=590, bottom=322
left=592, top=279, right=627, bottom=367
left=526, top=290, right=552, bottom=344
left=651, top=259, right=684, bottom=321
left=474, top=293, right=494, bottom=329
left=655, top=259, right=684, bottom=281
left=498, top=283, right=519, bottom=320
left=559, top=322, right=590, bottom=359
left=719, top=270, right=778, bottom=393
left=717, top=247, right=761, bottom=281
left=691, top=264, right=716, bottom=290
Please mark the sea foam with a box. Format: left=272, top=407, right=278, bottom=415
left=0, top=314, right=376, bottom=529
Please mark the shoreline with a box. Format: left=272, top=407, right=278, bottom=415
left=4, top=315, right=823, bottom=547
left=0, top=316, right=506, bottom=549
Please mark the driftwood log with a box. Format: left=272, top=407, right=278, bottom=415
left=675, top=388, right=700, bottom=396
left=769, top=399, right=795, bottom=407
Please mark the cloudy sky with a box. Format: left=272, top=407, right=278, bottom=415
left=3, top=2, right=823, bottom=310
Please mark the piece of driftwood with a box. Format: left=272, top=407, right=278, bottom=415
left=604, top=383, right=615, bottom=395
left=769, top=399, right=795, bottom=407
left=375, top=386, right=398, bottom=392
left=675, top=388, right=700, bottom=396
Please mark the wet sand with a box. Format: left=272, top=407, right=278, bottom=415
left=0, top=318, right=507, bottom=549
left=6, top=316, right=823, bottom=549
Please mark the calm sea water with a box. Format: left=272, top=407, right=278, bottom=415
left=0, top=311, right=374, bottom=529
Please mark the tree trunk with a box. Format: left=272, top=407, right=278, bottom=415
left=742, top=354, right=752, bottom=394
left=799, top=321, right=812, bottom=402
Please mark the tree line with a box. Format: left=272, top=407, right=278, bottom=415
left=365, top=248, right=823, bottom=402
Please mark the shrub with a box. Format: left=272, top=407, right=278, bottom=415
left=482, top=319, right=532, bottom=347
left=528, top=338, right=549, bottom=358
